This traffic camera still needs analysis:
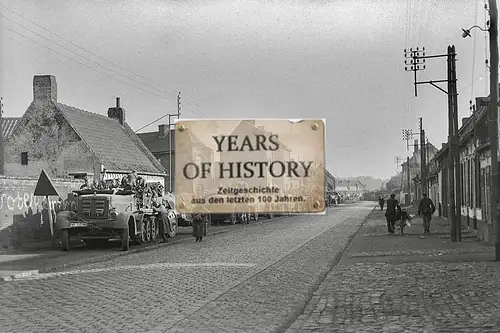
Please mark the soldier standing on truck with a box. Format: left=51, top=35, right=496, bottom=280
left=80, top=176, right=90, bottom=190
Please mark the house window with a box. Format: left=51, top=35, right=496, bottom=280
left=21, top=152, right=28, bottom=165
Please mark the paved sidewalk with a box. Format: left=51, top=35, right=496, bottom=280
left=286, top=209, right=499, bottom=333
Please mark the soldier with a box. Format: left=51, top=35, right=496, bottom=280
left=418, top=193, right=436, bottom=234
left=385, top=194, right=400, bottom=235
left=80, top=176, right=90, bottom=190
left=152, top=198, right=170, bottom=243
left=378, top=195, right=385, bottom=211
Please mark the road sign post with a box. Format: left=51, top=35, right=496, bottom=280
left=34, top=169, right=60, bottom=249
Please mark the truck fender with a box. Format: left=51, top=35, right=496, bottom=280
left=117, top=212, right=132, bottom=230
left=55, top=211, right=75, bottom=230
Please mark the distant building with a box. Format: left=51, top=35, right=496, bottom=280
left=400, top=140, right=439, bottom=205
left=336, top=179, right=364, bottom=201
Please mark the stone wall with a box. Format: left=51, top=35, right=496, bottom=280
left=0, top=176, right=83, bottom=248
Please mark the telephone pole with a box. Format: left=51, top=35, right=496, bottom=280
left=404, top=46, right=461, bottom=241
left=168, top=92, right=181, bottom=193
left=402, top=128, right=419, bottom=204
left=419, top=118, right=427, bottom=195
left=488, top=0, right=500, bottom=261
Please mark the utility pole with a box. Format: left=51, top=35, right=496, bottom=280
left=168, top=92, right=181, bottom=193
left=448, top=45, right=461, bottom=242
left=488, top=0, right=500, bottom=261
left=0, top=97, right=3, bottom=175
left=406, top=156, right=411, bottom=205
left=402, top=128, right=420, bottom=203
left=419, top=118, right=427, bottom=195
left=404, top=46, right=461, bottom=241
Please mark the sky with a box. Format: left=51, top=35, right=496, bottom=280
left=0, top=0, right=489, bottom=180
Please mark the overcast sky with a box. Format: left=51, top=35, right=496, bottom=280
left=0, top=0, right=486, bottom=180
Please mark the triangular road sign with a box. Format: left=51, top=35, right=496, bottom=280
left=34, top=169, right=59, bottom=197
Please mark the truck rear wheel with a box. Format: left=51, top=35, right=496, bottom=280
left=121, top=227, right=129, bottom=251
left=60, top=229, right=70, bottom=251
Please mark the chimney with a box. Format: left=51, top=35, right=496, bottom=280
left=107, top=97, right=126, bottom=125
left=33, top=75, right=57, bottom=102
left=158, top=124, right=168, bottom=137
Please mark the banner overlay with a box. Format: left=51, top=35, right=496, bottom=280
left=174, top=119, right=325, bottom=214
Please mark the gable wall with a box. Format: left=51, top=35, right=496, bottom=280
left=3, top=100, right=97, bottom=179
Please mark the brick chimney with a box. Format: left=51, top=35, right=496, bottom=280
left=108, top=97, right=125, bottom=125
left=33, top=75, right=57, bottom=102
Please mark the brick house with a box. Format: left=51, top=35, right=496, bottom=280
left=138, top=124, right=214, bottom=193
left=3, top=75, right=166, bottom=185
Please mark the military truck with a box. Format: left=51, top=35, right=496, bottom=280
left=54, top=185, right=178, bottom=251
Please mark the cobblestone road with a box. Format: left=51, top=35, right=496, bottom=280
left=0, top=203, right=372, bottom=333
left=287, top=211, right=500, bottom=333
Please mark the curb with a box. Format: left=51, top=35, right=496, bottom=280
left=0, top=215, right=289, bottom=282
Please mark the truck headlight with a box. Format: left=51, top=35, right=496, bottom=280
left=110, top=211, right=118, bottom=220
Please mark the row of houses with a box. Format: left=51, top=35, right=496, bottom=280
left=395, top=90, right=499, bottom=244
left=1, top=75, right=342, bottom=198
left=424, top=94, right=496, bottom=244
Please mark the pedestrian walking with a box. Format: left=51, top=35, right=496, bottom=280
left=378, top=195, right=385, bottom=211
left=385, top=194, right=400, bottom=234
left=192, top=213, right=207, bottom=242
left=418, top=193, right=436, bottom=234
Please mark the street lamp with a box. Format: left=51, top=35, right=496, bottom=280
left=462, top=25, right=488, bottom=38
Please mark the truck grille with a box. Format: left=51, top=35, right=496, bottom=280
left=79, top=197, right=109, bottom=219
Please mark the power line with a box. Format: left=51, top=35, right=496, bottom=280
left=0, top=23, right=176, bottom=102
left=0, top=4, right=211, bottom=118
left=0, top=13, right=179, bottom=103
left=0, top=4, right=181, bottom=97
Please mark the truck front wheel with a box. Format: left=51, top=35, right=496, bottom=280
left=60, top=229, right=70, bottom=251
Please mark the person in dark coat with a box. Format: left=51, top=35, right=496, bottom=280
left=378, top=196, right=385, bottom=211
left=192, top=213, right=207, bottom=242
left=418, top=193, right=436, bottom=234
left=385, top=194, right=400, bottom=234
